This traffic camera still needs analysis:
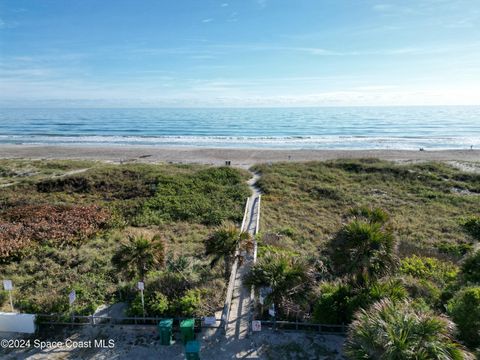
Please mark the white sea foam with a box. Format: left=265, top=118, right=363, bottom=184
left=0, top=107, right=479, bottom=149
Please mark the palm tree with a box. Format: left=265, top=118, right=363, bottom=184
left=245, top=253, right=313, bottom=317
left=345, top=299, right=473, bottom=359
left=330, top=219, right=397, bottom=286
left=112, top=234, right=165, bottom=281
left=205, top=222, right=249, bottom=279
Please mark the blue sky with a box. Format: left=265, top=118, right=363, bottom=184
left=0, top=0, right=479, bottom=107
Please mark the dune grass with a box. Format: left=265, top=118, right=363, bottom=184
left=252, top=159, right=479, bottom=259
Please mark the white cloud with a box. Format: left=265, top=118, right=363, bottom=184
left=372, top=3, right=416, bottom=15
left=2, top=69, right=479, bottom=107
left=221, top=3, right=229, bottom=7
left=372, top=4, right=393, bottom=12
left=202, top=18, right=213, bottom=23
left=0, top=18, right=19, bottom=29
left=257, top=0, right=267, bottom=9
left=227, top=11, right=238, bottom=22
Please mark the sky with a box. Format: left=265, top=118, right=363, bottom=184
left=0, top=0, right=479, bottom=107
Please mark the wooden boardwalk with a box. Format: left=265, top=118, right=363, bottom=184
left=226, top=174, right=261, bottom=341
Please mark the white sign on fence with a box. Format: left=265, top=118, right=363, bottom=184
left=137, top=282, right=144, bottom=291
left=252, top=320, right=262, bottom=332
left=69, top=290, right=76, bottom=305
left=3, top=280, right=13, bottom=291
left=268, top=304, right=275, bottom=317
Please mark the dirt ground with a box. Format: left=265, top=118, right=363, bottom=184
left=1, top=324, right=345, bottom=360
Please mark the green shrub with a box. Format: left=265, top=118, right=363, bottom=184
left=447, top=286, right=480, bottom=348
left=462, top=216, right=480, bottom=240
left=313, top=282, right=353, bottom=324
left=176, top=289, right=204, bottom=316
left=460, top=250, right=480, bottom=284
left=399, top=255, right=459, bottom=286
left=0, top=290, right=7, bottom=307
left=399, top=276, right=442, bottom=307
left=278, top=227, right=296, bottom=237
left=312, top=279, right=408, bottom=325
left=149, top=272, right=190, bottom=299
left=300, top=184, right=342, bottom=200
left=127, top=293, right=145, bottom=317
left=436, top=241, right=473, bottom=257
left=16, top=294, right=69, bottom=315
left=147, top=291, right=169, bottom=316
left=70, top=279, right=110, bottom=315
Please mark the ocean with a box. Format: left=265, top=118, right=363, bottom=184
left=0, top=106, right=479, bottom=150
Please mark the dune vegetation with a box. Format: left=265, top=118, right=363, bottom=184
left=249, top=159, right=480, bottom=355
left=1, top=158, right=479, bottom=356
left=0, top=160, right=250, bottom=317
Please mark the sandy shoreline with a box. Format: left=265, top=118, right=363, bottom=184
left=0, top=145, right=479, bottom=168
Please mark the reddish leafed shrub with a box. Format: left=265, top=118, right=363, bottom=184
left=0, top=222, right=31, bottom=259
left=0, top=204, right=110, bottom=259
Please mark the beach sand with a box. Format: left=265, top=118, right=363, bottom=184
left=0, top=145, right=479, bottom=169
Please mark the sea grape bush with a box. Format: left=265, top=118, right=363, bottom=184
left=399, top=255, right=459, bottom=286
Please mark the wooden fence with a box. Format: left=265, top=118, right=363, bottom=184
left=259, top=320, right=347, bottom=334
left=36, top=314, right=223, bottom=329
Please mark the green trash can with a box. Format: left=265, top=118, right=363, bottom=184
left=158, top=318, right=173, bottom=345
left=180, top=318, right=195, bottom=344
left=185, top=340, right=200, bottom=360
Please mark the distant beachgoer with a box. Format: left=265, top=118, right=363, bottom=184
left=471, top=145, right=474, bottom=150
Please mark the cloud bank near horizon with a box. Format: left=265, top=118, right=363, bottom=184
left=1, top=0, right=479, bottom=107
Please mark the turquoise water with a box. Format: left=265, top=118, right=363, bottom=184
left=0, top=107, right=479, bottom=149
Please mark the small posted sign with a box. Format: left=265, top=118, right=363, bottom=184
left=252, top=320, right=261, bottom=332
left=204, top=316, right=216, bottom=326
left=3, top=280, right=13, bottom=291
left=137, top=281, right=144, bottom=291
left=69, top=290, right=76, bottom=305
left=268, top=304, right=275, bottom=317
